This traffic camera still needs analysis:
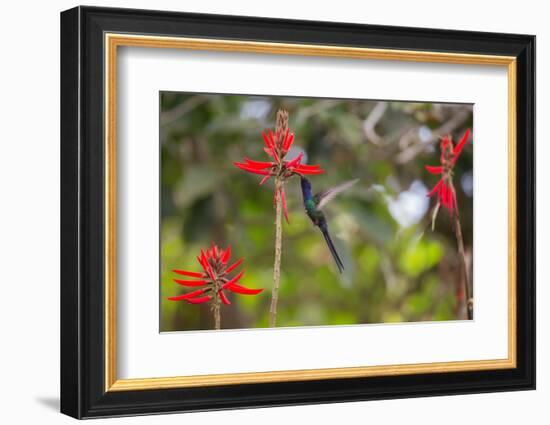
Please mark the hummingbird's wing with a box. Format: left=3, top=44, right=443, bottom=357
left=315, top=179, right=359, bottom=210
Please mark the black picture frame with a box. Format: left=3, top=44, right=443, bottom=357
left=61, top=5, right=535, bottom=419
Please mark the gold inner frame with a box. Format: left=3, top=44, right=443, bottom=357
left=104, top=33, right=517, bottom=392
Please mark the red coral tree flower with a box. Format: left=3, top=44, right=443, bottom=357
left=168, top=243, right=263, bottom=329
left=425, top=128, right=473, bottom=320
left=425, top=128, right=471, bottom=217
left=234, top=109, right=324, bottom=223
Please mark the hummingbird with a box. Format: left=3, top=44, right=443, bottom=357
left=300, top=176, right=359, bottom=273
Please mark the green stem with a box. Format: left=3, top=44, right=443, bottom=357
left=454, top=214, right=473, bottom=320
left=269, top=176, right=283, bottom=327
left=213, top=290, right=221, bottom=330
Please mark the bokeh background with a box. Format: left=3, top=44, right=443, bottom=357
left=160, top=93, right=473, bottom=332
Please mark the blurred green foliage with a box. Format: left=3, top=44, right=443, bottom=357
left=160, top=93, right=473, bottom=331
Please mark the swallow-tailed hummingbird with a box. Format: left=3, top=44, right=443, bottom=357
left=300, top=176, right=358, bottom=273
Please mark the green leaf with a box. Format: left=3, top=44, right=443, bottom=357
left=399, top=239, right=443, bottom=278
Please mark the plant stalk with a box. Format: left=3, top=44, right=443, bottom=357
left=269, top=176, right=283, bottom=327
left=213, top=293, right=221, bottom=330
left=453, top=214, right=473, bottom=320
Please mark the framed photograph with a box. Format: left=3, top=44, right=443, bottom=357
left=60, top=6, right=535, bottom=419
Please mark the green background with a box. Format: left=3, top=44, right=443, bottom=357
left=160, top=93, right=473, bottom=331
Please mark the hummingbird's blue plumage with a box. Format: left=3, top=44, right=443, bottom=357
left=300, top=176, right=314, bottom=200
left=300, top=176, right=346, bottom=273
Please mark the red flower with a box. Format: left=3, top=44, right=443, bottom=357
left=235, top=128, right=325, bottom=178
left=168, top=243, right=263, bottom=305
left=425, top=129, right=471, bottom=215
left=234, top=113, right=324, bottom=223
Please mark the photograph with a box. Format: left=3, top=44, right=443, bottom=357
left=57, top=5, right=536, bottom=419
left=160, top=93, right=474, bottom=331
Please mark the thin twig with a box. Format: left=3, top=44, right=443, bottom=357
left=395, top=107, right=471, bottom=164
left=454, top=215, right=473, bottom=320
left=431, top=202, right=441, bottom=231
left=269, top=176, right=283, bottom=327
left=161, top=95, right=208, bottom=127
left=363, top=102, right=388, bottom=146
left=298, top=99, right=342, bottom=120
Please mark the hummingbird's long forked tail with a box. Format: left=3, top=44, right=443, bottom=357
left=320, top=226, right=344, bottom=273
